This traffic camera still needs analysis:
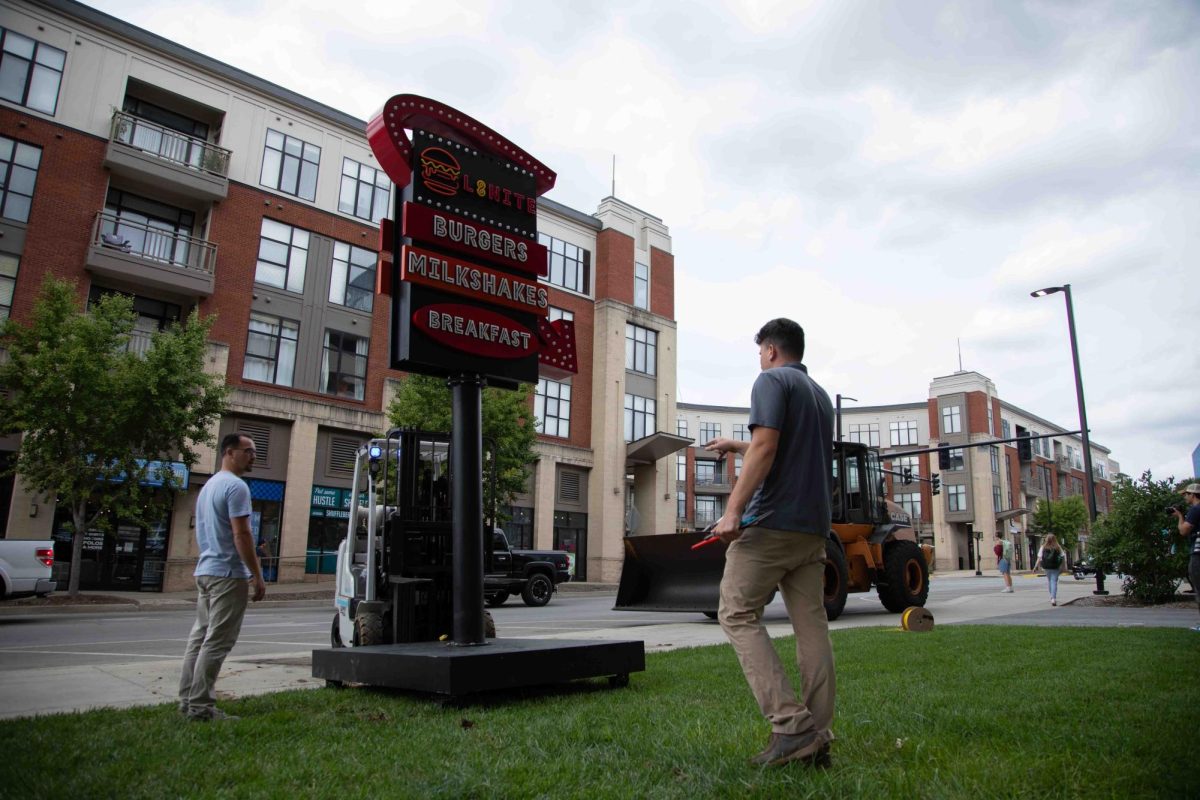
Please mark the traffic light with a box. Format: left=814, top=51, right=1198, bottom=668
left=937, top=448, right=951, bottom=470
left=931, top=473, right=941, bottom=495
left=1017, top=431, right=1032, bottom=461
left=902, top=467, right=913, bottom=485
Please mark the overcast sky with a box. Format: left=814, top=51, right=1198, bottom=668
left=89, top=0, right=1200, bottom=481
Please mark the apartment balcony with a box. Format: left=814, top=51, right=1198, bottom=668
left=104, top=111, right=230, bottom=202
left=694, top=512, right=720, bottom=529
left=694, top=476, right=733, bottom=495
left=86, top=212, right=215, bottom=299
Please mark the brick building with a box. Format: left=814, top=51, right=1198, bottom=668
left=0, top=0, right=682, bottom=590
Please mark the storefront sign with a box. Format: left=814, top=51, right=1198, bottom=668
left=401, top=244, right=548, bottom=315
left=414, top=303, right=535, bottom=359
left=401, top=202, right=547, bottom=277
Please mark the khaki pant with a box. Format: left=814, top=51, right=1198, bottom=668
left=178, top=575, right=249, bottom=715
left=718, top=527, right=835, bottom=737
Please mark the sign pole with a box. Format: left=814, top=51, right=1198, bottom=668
left=449, top=373, right=486, bottom=645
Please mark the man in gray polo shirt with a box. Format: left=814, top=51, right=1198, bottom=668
left=178, top=433, right=266, bottom=721
left=706, top=318, right=834, bottom=768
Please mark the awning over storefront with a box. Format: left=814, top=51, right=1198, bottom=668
left=995, top=508, right=1029, bottom=521
left=625, top=432, right=693, bottom=467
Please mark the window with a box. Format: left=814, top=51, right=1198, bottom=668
left=625, top=323, right=657, bottom=375
left=548, top=306, right=574, bottom=323
left=243, top=312, right=298, bottom=386
left=947, top=484, right=967, bottom=512
left=734, top=455, right=743, bottom=477
left=893, top=493, right=922, bottom=518
left=987, top=400, right=994, bottom=436
left=946, top=448, right=965, bottom=471
left=255, top=219, right=310, bottom=293
left=990, top=446, right=1000, bottom=474
left=1071, top=446, right=1082, bottom=469
left=88, top=286, right=181, bottom=356
left=733, top=424, right=749, bottom=442
left=338, top=158, right=390, bottom=222
left=993, top=484, right=1003, bottom=513
left=676, top=418, right=688, bottom=437
left=0, top=135, right=40, bottom=223
left=1001, top=418, right=1011, bottom=439
left=0, top=252, right=18, bottom=321
left=892, top=455, right=919, bottom=483
left=538, top=233, right=590, bottom=294
left=889, top=420, right=918, bottom=446
left=535, top=378, right=571, bottom=438
left=676, top=454, right=686, bottom=482
left=260, top=129, right=320, bottom=201
left=848, top=423, right=880, bottom=447
left=329, top=241, right=375, bottom=312
left=695, top=496, right=718, bottom=527
left=695, top=462, right=716, bottom=485
left=634, top=262, right=648, bottom=309
left=699, top=422, right=720, bottom=441
left=102, top=189, right=195, bottom=266
left=624, top=394, right=656, bottom=441
left=0, top=28, right=65, bottom=114
left=321, top=330, right=368, bottom=400
left=941, top=405, right=962, bottom=434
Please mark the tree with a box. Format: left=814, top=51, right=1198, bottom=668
left=386, top=374, right=537, bottom=516
left=0, top=278, right=227, bottom=595
left=1029, top=495, right=1089, bottom=551
left=1088, top=471, right=1191, bottom=604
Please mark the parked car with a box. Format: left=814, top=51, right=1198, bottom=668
left=1072, top=560, right=1098, bottom=580
left=0, top=540, right=57, bottom=599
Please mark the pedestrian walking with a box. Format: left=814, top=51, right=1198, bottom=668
left=178, top=433, right=266, bottom=721
left=704, top=318, right=835, bottom=769
left=1033, top=534, right=1066, bottom=606
left=1168, top=482, right=1200, bottom=632
left=995, top=533, right=1014, bottom=593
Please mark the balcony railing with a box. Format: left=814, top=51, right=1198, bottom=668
left=92, top=211, right=217, bottom=275
left=110, top=110, right=231, bottom=177
left=694, top=512, right=720, bottom=528
left=695, top=475, right=732, bottom=489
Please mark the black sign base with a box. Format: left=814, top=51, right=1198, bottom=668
left=312, top=639, right=645, bottom=697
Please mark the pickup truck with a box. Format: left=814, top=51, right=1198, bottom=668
left=0, top=539, right=57, bottom=600
left=484, top=529, right=572, bottom=607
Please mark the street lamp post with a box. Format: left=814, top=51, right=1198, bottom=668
left=836, top=394, right=857, bottom=442
left=1031, top=284, right=1107, bottom=595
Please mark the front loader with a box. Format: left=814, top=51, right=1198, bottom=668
left=614, top=441, right=932, bottom=621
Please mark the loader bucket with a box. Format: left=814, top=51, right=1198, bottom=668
left=614, top=532, right=727, bottom=613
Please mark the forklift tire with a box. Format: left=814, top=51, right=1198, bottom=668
left=521, top=573, right=554, bottom=607
left=484, top=609, right=497, bottom=638
left=331, top=613, right=344, bottom=648
left=877, top=540, right=930, bottom=613
left=485, top=591, right=510, bottom=607
left=823, top=538, right=850, bottom=621
left=354, top=612, right=383, bottom=647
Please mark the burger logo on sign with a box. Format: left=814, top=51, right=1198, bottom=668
left=418, top=146, right=461, bottom=196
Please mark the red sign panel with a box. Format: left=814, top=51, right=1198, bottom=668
left=401, top=245, right=548, bottom=317
left=413, top=304, right=535, bottom=360
left=402, top=203, right=547, bottom=278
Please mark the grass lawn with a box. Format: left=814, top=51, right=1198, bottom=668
left=3, top=626, right=1196, bottom=799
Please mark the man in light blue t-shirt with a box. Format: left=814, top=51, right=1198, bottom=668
left=178, top=433, right=266, bottom=721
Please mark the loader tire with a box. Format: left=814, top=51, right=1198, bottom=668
left=521, top=573, right=554, bottom=607
left=354, top=611, right=383, bottom=646
left=485, top=591, right=509, bottom=607
left=877, top=541, right=930, bottom=613
left=484, top=609, right=497, bottom=638
left=330, top=613, right=344, bottom=648
left=823, top=538, right=850, bottom=621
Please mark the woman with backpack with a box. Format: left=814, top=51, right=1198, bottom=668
left=1034, top=534, right=1066, bottom=606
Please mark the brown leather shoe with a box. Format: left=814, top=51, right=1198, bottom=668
left=751, top=730, right=832, bottom=768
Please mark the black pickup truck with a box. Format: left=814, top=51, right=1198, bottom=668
left=484, top=529, right=572, bottom=607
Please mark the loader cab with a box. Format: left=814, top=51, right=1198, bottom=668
left=833, top=442, right=888, bottom=526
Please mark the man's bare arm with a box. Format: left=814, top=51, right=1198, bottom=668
left=232, top=516, right=267, bottom=601
left=712, top=426, right=779, bottom=541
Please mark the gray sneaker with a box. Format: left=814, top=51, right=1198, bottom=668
left=187, top=707, right=240, bottom=722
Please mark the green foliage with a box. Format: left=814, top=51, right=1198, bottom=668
left=386, top=374, right=537, bottom=512
left=4, top=627, right=1197, bottom=799
left=1090, top=471, right=1191, bottom=604
left=1029, top=494, right=1089, bottom=550
left=0, top=277, right=227, bottom=593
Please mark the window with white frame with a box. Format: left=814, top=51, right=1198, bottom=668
left=625, top=323, right=657, bottom=375
left=676, top=454, right=686, bottom=481
left=993, top=484, right=1003, bottom=513
left=894, top=493, right=922, bottom=518
left=699, top=422, right=720, bottom=441
left=243, top=312, right=298, bottom=386
left=329, top=241, right=375, bottom=312
left=947, top=484, right=967, bottom=512
left=892, top=455, right=919, bottom=484
left=624, top=394, right=656, bottom=441
left=338, top=158, right=390, bottom=222
left=990, top=446, right=1000, bottom=474
left=889, top=420, right=918, bottom=446
left=848, top=423, right=880, bottom=447
left=734, top=455, right=743, bottom=477
left=987, top=401, right=994, bottom=436
left=0, top=251, right=19, bottom=321
left=260, top=129, right=320, bottom=201
left=535, top=378, right=571, bottom=438
left=676, top=418, right=688, bottom=437
left=548, top=306, right=574, bottom=323
left=255, top=219, right=309, bottom=293
left=0, top=28, right=66, bottom=115
left=1001, top=418, right=1011, bottom=439
left=946, top=448, right=965, bottom=471
left=634, top=262, right=649, bottom=309
left=321, top=330, right=368, bottom=400
left=695, top=496, right=718, bottom=526
left=941, top=405, right=962, bottom=434
left=0, top=135, right=40, bottom=223
left=1071, top=446, right=1082, bottom=469
left=733, top=423, right=749, bottom=442
left=538, top=233, right=590, bottom=294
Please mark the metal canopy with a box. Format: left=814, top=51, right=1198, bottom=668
left=625, top=432, right=694, bottom=467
